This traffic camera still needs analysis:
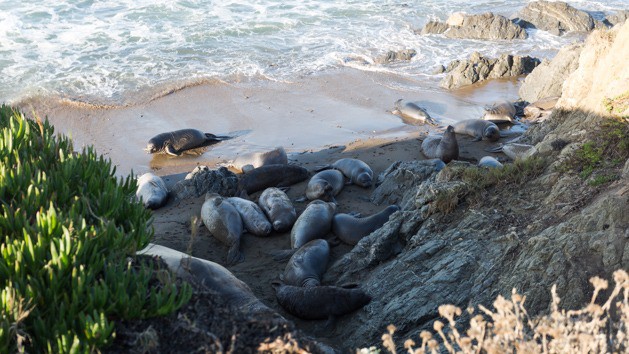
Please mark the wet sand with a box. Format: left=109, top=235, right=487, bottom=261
left=18, top=67, right=521, bottom=350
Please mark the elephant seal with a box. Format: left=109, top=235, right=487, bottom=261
left=201, top=193, right=244, bottom=264
left=393, top=99, right=437, bottom=126
left=271, top=282, right=372, bottom=320
left=482, top=100, right=516, bottom=123
left=316, top=158, right=374, bottom=188
left=486, top=143, right=537, bottom=160
left=478, top=156, right=504, bottom=169
left=229, top=147, right=288, bottom=173
left=421, top=125, right=459, bottom=163
left=281, top=239, right=330, bottom=287
left=237, top=164, right=309, bottom=196
left=136, top=172, right=169, bottom=209
left=305, top=169, right=344, bottom=202
left=145, top=129, right=232, bottom=156
left=291, top=200, right=336, bottom=249
left=332, top=205, right=400, bottom=245
left=226, top=197, right=272, bottom=237
left=138, top=244, right=274, bottom=315
left=258, top=187, right=297, bottom=232
left=453, top=119, right=500, bottom=142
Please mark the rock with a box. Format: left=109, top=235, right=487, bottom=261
left=513, top=1, right=595, bottom=36
left=445, top=13, right=527, bottom=40
left=446, top=12, right=466, bottom=27
left=432, top=65, right=446, bottom=74
left=605, top=10, right=629, bottom=27
left=441, top=52, right=539, bottom=90
left=519, top=43, right=583, bottom=103
left=371, top=159, right=445, bottom=208
left=421, top=21, right=449, bottom=35
left=170, top=166, right=238, bottom=200
left=374, top=49, right=417, bottom=64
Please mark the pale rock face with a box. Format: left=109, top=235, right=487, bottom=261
left=446, top=12, right=466, bottom=27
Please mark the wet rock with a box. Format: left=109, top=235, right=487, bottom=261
left=420, top=21, right=448, bottom=35
left=513, top=1, right=595, bottom=36
left=170, top=166, right=238, bottom=200
left=519, top=43, right=583, bottom=103
left=431, top=65, right=446, bottom=74
left=445, top=13, right=527, bottom=40
left=441, top=52, right=539, bottom=90
left=605, top=10, right=629, bottom=27
left=374, top=49, right=417, bottom=64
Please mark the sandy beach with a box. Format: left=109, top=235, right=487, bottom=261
left=18, top=67, right=520, bottom=349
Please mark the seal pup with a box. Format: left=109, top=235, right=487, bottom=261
left=486, top=143, right=537, bottom=160
left=452, top=119, right=500, bottom=142
left=305, top=169, right=344, bottom=202
left=482, top=100, right=516, bottom=123
left=281, top=239, right=330, bottom=287
left=258, top=187, right=297, bottom=233
left=200, top=193, right=244, bottom=264
left=291, top=200, right=336, bottom=249
left=420, top=125, right=459, bottom=163
left=145, top=129, right=232, bottom=156
left=236, top=164, right=309, bottom=196
left=393, top=99, right=437, bottom=126
left=228, top=147, right=288, bottom=173
left=226, top=197, right=272, bottom=237
left=272, top=282, right=372, bottom=320
left=332, top=205, right=400, bottom=245
left=135, top=172, right=169, bottom=209
left=478, top=156, right=504, bottom=169
left=316, top=158, right=374, bottom=188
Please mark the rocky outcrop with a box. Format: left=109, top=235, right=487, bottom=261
left=441, top=52, right=540, bottom=90
left=422, top=12, right=527, bottom=40
left=170, top=166, right=238, bottom=200
left=513, top=1, right=595, bottom=36
left=518, top=43, right=583, bottom=103
left=374, top=49, right=417, bottom=64
left=605, top=10, right=629, bottom=27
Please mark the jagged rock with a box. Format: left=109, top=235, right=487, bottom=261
left=170, top=166, right=238, bottom=200
left=421, top=21, right=448, bottom=35
left=513, top=1, right=595, bottom=36
left=605, top=10, right=629, bottom=27
left=445, top=12, right=527, bottom=40
left=371, top=159, right=445, bottom=208
left=441, top=52, right=539, bottom=90
left=374, top=49, right=417, bottom=64
left=432, top=65, right=446, bottom=74
left=519, top=43, right=583, bottom=103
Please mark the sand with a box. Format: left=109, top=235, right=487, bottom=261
left=17, top=67, right=521, bottom=349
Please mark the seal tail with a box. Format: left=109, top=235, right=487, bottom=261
left=205, top=133, right=233, bottom=141
left=269, top=249, right=297, bottom=262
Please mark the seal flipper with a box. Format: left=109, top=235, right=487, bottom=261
left=204, top=133, right=233, bottom=141
left=269, top=249, right=297, bottom=262
left=226, top=245, right=244, bottom=265
left=472, top=136, right=482, bottom=142
left=165, top=144, right=180, bottom=156
left=314, top=164, right=333, bottom=172
left=485, top=145, right=504, bottom=153
left=295, top=195, right=308, bottom=203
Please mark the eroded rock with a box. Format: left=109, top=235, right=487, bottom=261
left=170, top=166, right=238, bottom=200
left=513, top=1, right=595, bottom=36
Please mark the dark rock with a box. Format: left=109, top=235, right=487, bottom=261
left=371, top=159, right=445, bottom=208
left=374, top=49, right=417, bottom=64
left=445, top=12, right=527, bottom=40
left=170, top=166, right=238, bottom=200
left=513, top=1, right=595, bottom=36
left=441, top=52, right=540, bottom=90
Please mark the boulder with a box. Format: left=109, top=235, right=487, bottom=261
left=170, top=166, right=238, bottom=200
left=374, top=49, right=417, bottom=64
left=519, top=42, right=583, bottom=103
left=420, top=21, right=448, bottom=35
left=605, top=10, right=629, bottom=27
left=441, top=52, right=539, bottom=90
left=445, top=12, right=528, bottom=40
left=513, top=1, right=595, bottom=36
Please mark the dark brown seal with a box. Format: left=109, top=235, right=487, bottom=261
left=281, top=239, right=330, bottom=287
left=237, top=164, right=310, bottom=196
left=452, top=119, right=500, bottom=142
left=271, top=282, right=372, bottom=320
left=420, top=125, right=460, bottom=163
left=145, top=128, right=232, bottom=156
left=332, top=205, right=400, bottom=245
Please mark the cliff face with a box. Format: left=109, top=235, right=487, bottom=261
left=325, top=21, right=629, bottom=351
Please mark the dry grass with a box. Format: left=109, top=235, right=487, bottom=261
left=363, top=269, right=628, bottom=354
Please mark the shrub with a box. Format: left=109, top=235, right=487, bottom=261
left=0, top=106, right=191, bottom=353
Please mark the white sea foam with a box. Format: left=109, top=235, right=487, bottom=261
left=0, top=0, right=627, bottom=105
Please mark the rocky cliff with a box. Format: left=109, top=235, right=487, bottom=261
left=325, top=20, right=629, bottom=351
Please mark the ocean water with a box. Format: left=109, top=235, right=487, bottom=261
left=0, top=0, right=627, bottom=105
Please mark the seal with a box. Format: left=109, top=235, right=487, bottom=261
left=226, top=197, right=272, bottom=237
left=305, top=169, right=344, bottom=202
left=145, top=129, right=232, bottom=156
left=486, top=143, right=537, bottom=160
left=229, top=146, right=288, bottom=173
left=332, top=205, right=400, bottom=245
left=271, top=282, right=372, bottom=320
left=478, top=156, right=504, bottom=169
left=421, top=125, right=459, bottom=163
left=482, top=100, right=516, bottom=123
left=138, top=244, right=274, bottom=315
left=281, top=239, right=330, bottom=287
left=316, top=158, right=374, bottom=188
left=200, top=193, right=244, bottom=264
left=291, top=200, right=336, bottom=249
left=135, top=172, right=169, bottom=209
left=393, top=99, right=437, bottom=126
left=258, top=187, right=297, bottom=233
left=237, top=164, right=309, bottom=196
left=452, top=119, right=500, bottom=142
